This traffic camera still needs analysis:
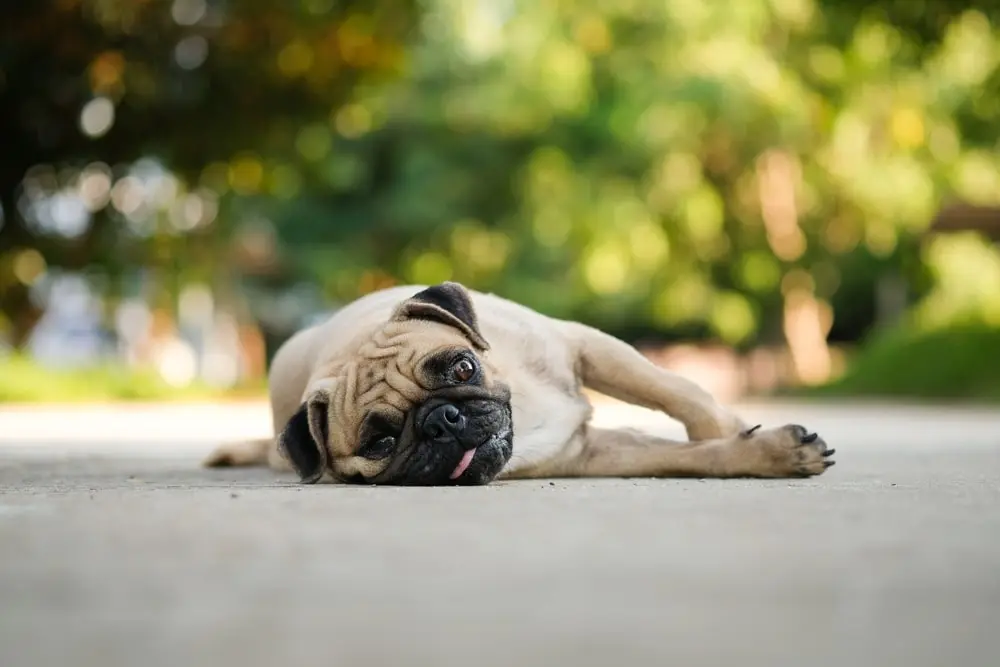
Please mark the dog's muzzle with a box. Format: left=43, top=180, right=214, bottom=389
left=372, top=396, right=513, bottom=486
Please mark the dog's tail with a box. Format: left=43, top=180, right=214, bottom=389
left=203, top=438, right=272, bottom=468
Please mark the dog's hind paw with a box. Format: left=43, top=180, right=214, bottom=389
left=729, top=424, right=836, bottom=478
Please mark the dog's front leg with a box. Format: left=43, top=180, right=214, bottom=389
left=559, top=322, right=747, bottom=441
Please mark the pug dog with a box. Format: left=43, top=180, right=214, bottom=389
left=204, top=282, right=835, bottom=485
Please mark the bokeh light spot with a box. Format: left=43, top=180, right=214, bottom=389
left=13, top=249, right=47, bottom=286
left=270, top=165, right=303, bottom=199
left=808, top=45, right=844, bottom=82
left=654, top=275, right=711, bottom=325
left=928, top=124, right=960, bottom=162
left=171, top=0, right=206, bottom=26
left=628, top=221, right=670, bottom=270
left=111, top=176, right=145, bottom=217
left=88, top=51, right=125, bottom=94
left=770, top=0, right=816, bottom=29
left=574, top=16, right=611, bottom=54
left=157, top=339, right=198, bottom=387
left=532, top=209, right=571, bottom=247
left=79, top=97, right=115, bottom=138
left=409, top=252, right=453, bottom=284
left=175, top=36, right=208, bottom=70
left=77, top=163, right=112, bottom=212
left=864, top=219, right=898, bottom=256
left=953, top=151, right=1000, bottom=206
left=739, top=253, right=781, bottom=292
left=711, top=291, right=757, bottom=344
left=168, top=193, right=211, bottom=232
left=333, top=104, right=372, bottom=138
left=539, top=42, right=591, bottom=113
left=228, top=155, right=265, bottom=194
left=296, top=124, right=332, bottom=162
left=583, top=241, right=629, bottom=295
left=682, top=185, right=725, bottom=244
left=278, top=40, right=314, bottom=77
left=451, top=223, right=511, bottom=274
left=891, top=108, right=925, bottom=149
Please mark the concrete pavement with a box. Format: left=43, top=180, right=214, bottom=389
left=1, top=399, right=999, bottom=667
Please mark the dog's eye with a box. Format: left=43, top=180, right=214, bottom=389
left=357, top=435, right=396, bottom=460
left=452, top=358, right=476, bottom=383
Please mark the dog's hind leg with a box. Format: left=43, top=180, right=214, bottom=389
left=516, top=425, right=835, bottom=479
left=203, top=438, right=272, bottom=468
left=557, top=321, right=747, bottom=441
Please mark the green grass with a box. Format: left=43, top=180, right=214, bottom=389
left=803, top=324, right=1000, bottom=403
left=0, top=355, right=266, bottom=403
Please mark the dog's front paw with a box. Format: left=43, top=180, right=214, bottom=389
left=726, top=424, right=836, bottom=478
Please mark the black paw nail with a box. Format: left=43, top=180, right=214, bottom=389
left=801, top=432, right=819, bottom=444
left=823, top=460, right=836, bottom=468
left=742, top=424, right=762, bottom=438
left=823, top=448, right=836, bottom=457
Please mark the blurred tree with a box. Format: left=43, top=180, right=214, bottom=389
left=0, top=0, right=417, bottom=346
left=2, top=0, right=999, bottom=391
left=258, top=0, right=1000, bottom=384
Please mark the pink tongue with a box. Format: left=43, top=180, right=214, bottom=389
left=450, top=448, right=476, bottom=479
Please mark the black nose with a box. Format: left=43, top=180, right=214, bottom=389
left=422, top=403, right=466, bottom=440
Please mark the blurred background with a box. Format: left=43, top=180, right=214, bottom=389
left=1, top=0, right=999, bottom=405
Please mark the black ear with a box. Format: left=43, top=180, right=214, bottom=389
left=277, top=397, right=330, bottom=484
left=392, top=282, right=489, bottom=350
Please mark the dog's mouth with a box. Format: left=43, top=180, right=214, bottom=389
left=364, top=399, right=514, bottom=486
left=450, top=448, right=477, bottom=480
left=444, top=426, right=514, bottom=485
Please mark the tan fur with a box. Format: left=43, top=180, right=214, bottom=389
left=204, top=283, right=835, bottom=482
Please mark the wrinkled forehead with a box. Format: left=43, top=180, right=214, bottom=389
left=357, top=320, right=473, bottom=360
left=356, top=320, right=471, bottom=375
left=335, top=325, right=475, bottom=430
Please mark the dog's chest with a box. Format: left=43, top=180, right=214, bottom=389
left=504, top=379, right=591, bottom=473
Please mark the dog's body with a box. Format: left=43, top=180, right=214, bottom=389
left=205, top=282, right=834, bottom=483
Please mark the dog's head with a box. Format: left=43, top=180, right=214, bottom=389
left=278, top=282, right=513, bottom=486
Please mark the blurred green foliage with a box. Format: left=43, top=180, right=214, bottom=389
left=805, top=325, right=1000, bottom=402
left=2, top=0, right=1000, bottom=399
left=0, top=355, right=265, bottom=403
left=250, top=0, right=1000, bottom=346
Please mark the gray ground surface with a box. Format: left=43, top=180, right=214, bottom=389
left=1, top=401, right=999, bottom=667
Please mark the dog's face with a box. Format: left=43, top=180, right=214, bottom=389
left=277, top=283, right=514, bottom=486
